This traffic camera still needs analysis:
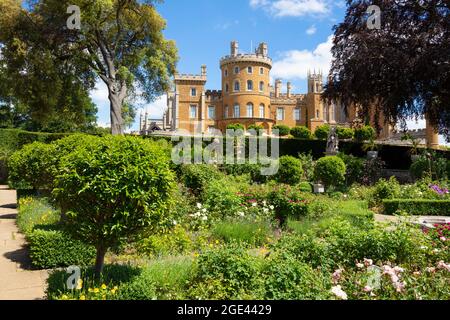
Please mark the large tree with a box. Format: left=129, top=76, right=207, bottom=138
left=0, top=0, right=178, bottom=135
left=323, top=0, right=449, bottom=138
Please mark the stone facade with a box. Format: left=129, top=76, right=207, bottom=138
left=142, top=41, right=439, bottom=148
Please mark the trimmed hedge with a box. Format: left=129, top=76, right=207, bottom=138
left=383, top=199, right=450, bottom=216
left=27, top=228, right=96, bottom=269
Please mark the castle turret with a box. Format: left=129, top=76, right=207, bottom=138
left=231, top=41, right=239, bottom=56
left=275, top=79, right=282, bottom=98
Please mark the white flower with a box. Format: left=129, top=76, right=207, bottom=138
left=393, top=266, right=404, bottom=273
left=363, top=286, right=373, bottom=293
left=269, top=205, right=274, bottom=210
left=263, top=208, right=269, bottom=213
left=356, top=263, right=364, bottom=269
left=363, top=258, right=373, bottom=267
left=173, top=220, right=177, bottom=225
left=202, top=208, right=207, bottom=213
left=437, top=261, right=450, bottom=272
left=440, top=236, right=447, bottom=242
left=252, top=202, right=257, bottom=207
left=196, top=203, right=202, bottom=209
left=202, top=216, right=208, bottom=221
left=237, top=212, right=245, bottom=217
left=331, top=285, right=348, bottom=300
left=262, top=201, right=267, bottom=206
left=420, top=246, right=427, bottom=250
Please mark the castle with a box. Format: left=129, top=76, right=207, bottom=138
left=140, top=41, right=440, bottom=148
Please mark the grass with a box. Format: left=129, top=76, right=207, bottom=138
left=211, top=219, right=272, bottom=246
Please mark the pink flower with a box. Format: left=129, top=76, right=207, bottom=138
left=356, top=263, right=364, bottom=269
left=393, top=266, right=404, bottom=273
left=332, top=269, right=344, bottom=284
left=413, top=271, right=421, bottom=276
left=437, top=261, right=450, bottom=272
left=440, top=236, right=447, bottom=242
left=393, top=281, right=406, bottom=293
left=426, top=267, right=436, bottom=273
left=331, top=285, right=348, bottom=300
left=363, top=286, right=373, bottom=293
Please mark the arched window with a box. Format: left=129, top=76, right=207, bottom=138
left=247, top=103, right=254, bottom=118
left=277, top=107, right=284, bottom=121
left=259, top=81, right=264, bottom=92
left=260, top=67, right=264, bottom=75
left=234, top=66, right=240, bottom=74
left=294, top=108, right=300, bottom=121
left=247, top=66, right=253, bottom=74
left=247, top=80, right=253, bottom=91
left=234, top=81, right=240, bottom=92
left=225, top=83, right=229, bottom=92
left=259, top=104, right=265, bottom=118
left=224, top=105, right=228, bottom=119
left=234, top=105, right=240, bottom=118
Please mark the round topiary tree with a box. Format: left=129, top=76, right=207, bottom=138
left=226, top=123, right=245, bottom=131
left=290, top=126, right=312, bottom=139
left=336, top=127, right=354, bottom=140
left=313, top=156, right=346, bottom=188
left=354, top=125, right=376, bottom=142
left=53, top=136, right=175, bottom=277
left=314, top=125, right=331, bottom=140
left=273, top=125, right=290, bottom=137
left=275, top=155, right=303, bottom=185
left=247, top=124, right=265, bottom=134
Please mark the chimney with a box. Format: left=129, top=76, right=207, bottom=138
left=201, top=65, right=207, bottom=76
left=287, top=82, right=292, bottom=98
left=275, top=79, right=282, bottom=98
left=231, top=41, right=239, bottom=56
left=257, top=42, right=268, bottom=57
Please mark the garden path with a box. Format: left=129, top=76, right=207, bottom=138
left=0, top=185, right=48, bottom=300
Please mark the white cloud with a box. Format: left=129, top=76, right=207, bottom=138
left=214, top=20, right=239, bottom=30
left=89, top=81, right=109, bottom=110
left=271, top=35, right=333, bottom=80
left=250, top=0, right=331, bottom=17
left=141, top=94, right=167, bottom=119
left=306, top=25, right=317, bottom=35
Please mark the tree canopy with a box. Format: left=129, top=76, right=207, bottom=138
left=323, top=0, right=449, bottom=138
left=0, top=0, right=178, bottom=134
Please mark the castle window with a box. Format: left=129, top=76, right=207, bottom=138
left=316, top=109, right=320, bottom=118
left=259, top=81, right=264, bottom=92
left=225, top=84, right=229, bottom=92
left=247, top=66, right=253, bottom=74
left=224, top=106, right=229, bottom=119
left=224, top=69, right=228, bottom=76
left=277, top=107, right=285, bottom=121
left=234, top=81, right=240, bottom=92
left=260, top=67, right=264, bottom=75
left=190, top=105, right=197, bottom=119
left=247, top=80, right=253, bottom=91
left=191, top=88, right=197, bottom=97
left=247, top=103, right=254, bottom=118
left=234, top=105, right=240, bottom=118
left=259, top=104, right=265, bottom=118
left=294, top=108, right=301, bottom=121
left=234, top=66, right=240, bottom=74
left=208, top=106, right=215, bottom=120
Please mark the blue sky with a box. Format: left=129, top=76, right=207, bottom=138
left=89, top=0, right=446, bottom=145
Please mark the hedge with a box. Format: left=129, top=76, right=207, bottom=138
left=27, top=227, right=96, bottom=269
left=383, top=199, right=450, bottom=216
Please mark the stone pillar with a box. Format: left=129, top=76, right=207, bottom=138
left=231, top=41, right=238, bottom=56
left=287, top=82, right=292, bottom=98
left=425, top=117, right=439, bottom=149
left=328, top=103, right=336, bottom=124
left=275, top=79, right=282, bottom=98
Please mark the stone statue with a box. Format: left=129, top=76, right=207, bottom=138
left=326, top=126, right=339, bottom=155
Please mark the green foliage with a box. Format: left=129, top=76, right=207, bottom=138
left=27, top=228, right=96, bottom=269
left=297, top=153, right=315, bottom=181
left=137, top=226, right=193, bottom=258
left=336, top=127, right=354, bottom=139
left=369, top=177, right=401, bottom=207
left=53, top=136, right=175, bottom=275
left=181, top=164, right=223, bottom=196
left=298, top=181, right=313, bottom=193
left=314, top=156, right=346, bottom=188
left=354, top=126, right=376, bottom=142
left=17, top=197, right=59, bottom=234
left=314, top=124, right=330, bottom=140
left=267, top=185, right=308, bottom=226
left=203, top=175, right=245, bottom=218
left=226, top=123, right=245, bottom=131
left=211, top=220, right=272, bottom=246
left=247, top=124, right=264, bottom=132
left=274, top=155, right=303, bottom=185
left=338, top=153, right=365, bottom=185
left=290, top=126, right=312, bottom=139
left=273, top=124, right=290, bottom=136
left=188, top=245, right=261, bottom=299
left=221, top=162, right=267, bottom=183
left=383, top=199, right=450, bottom=216
left=410, top=153, right=448, bottom=181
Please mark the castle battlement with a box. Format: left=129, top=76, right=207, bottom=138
left=220, top=54, right=272, bottom=68
left=174, top=74, right=207, bottom=82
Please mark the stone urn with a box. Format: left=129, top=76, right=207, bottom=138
left=313, top=183, right=325, bottom=194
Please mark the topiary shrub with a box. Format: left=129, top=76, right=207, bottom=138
left=226, top=123, right=245, bottom=131
left=290, top=126, right=312, bottom=139
left=273, top=124, right=290, bottom=137
left=53, top=136, right=175, bottom=277
left=247, top=124, right=264, bottom=133
left=298, top=181, right=313, bottom=193
left=274, top=156, right=303, bottom=185
left=338, top=153, right=365, bottom=186
left=314, top=125, right=330, bottom=140
left=354, top=125, right=376, bottom=142
left=336, top=127, right=354, bottom=140
left=313, top=156, right=346, bottom=188
left=181, top=164, right=223, bottom=196
left=383, top=199, right=450, bottom=216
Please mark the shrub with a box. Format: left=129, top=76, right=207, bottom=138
left=226, top=123, right=245, bottom=131
left=313, top=156, right=346, bottom=188
left=338, top=153, right=365, bottom=185
left=298, top=181, right=313, bottom=193
left=27, top=228, right=96, bottom=269
left=17, top=197, right=59, bottom=235
left=274, top=155, right=303, bottom=185
left=203, top=176, right=244, bottom=218
left=188, top=245, right=261, bottom=299
left=267, top=185, right=308, bottom=226
left=273, top=124, right=290, bottom=137
left=354, top=125, right=376, bottom=142
left=383, top=199, right=450, bottom=216
left=137, top=225, right=193, bottom=258
left=247, top=124, right=264, bottom=133
left=181, top=164, right=223, bottom=196
left=369, top=177, right=401, bottom=207
left=221, top=162, right=267, bottom=183
left=410, top=157, right=431, bottom=180
left=8, top=142, right=57, bottom=190
left=211, top=220, right=271, bottom=246
left=298, top=153, right=315, bottom=181
left=314, top=125, right=330, bottom=140
left=53, top=136, right=175, bottom=277
left=290, top=126, right=312, bottom=139
left=336, top=127, right=354, bottom=140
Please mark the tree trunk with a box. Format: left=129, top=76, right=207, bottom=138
left=109, top=90, right=125, bottom=135
left=94, top=246, right=107, bottom=280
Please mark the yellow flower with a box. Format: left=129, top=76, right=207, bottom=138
left=76, top=279, right=83, bottom=290
left=80, top=295, right=86, bottom=300
left=110, top=289, right=117, bottom=295
left=215, top=240, right=220, bottom=244
left=93, top=288, right=99, bottom=293
left=61, top=295, right=68, bottom=300
left=101, top=284, right=107, bottom=290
